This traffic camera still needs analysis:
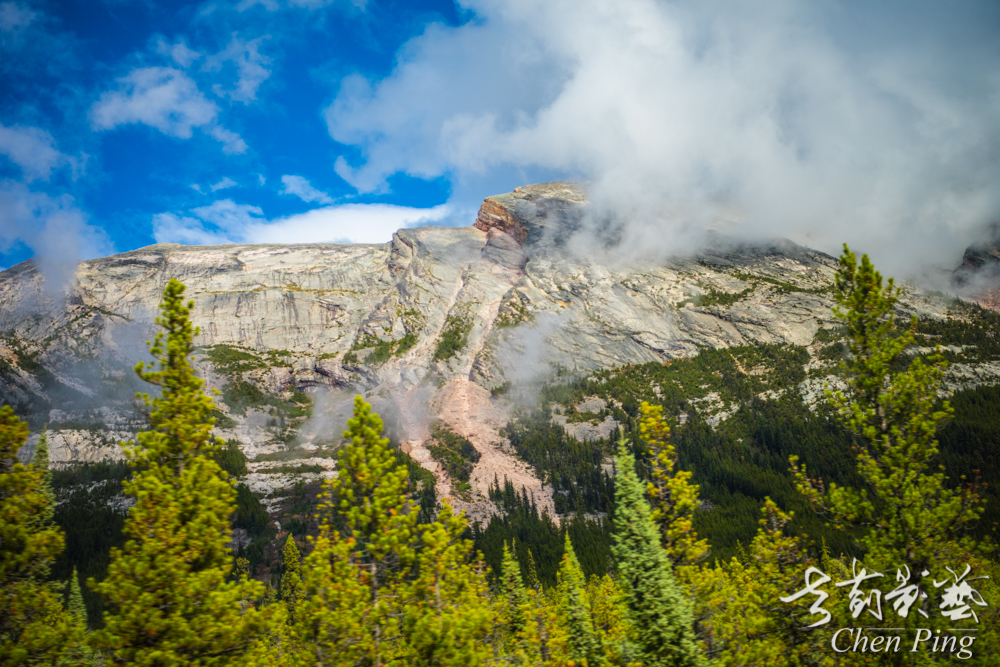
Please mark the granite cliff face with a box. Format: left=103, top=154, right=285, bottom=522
left=1, top=182, right=995, bottom=518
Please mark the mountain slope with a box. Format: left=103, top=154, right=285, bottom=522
left=1, top=181, right=997, bottom=521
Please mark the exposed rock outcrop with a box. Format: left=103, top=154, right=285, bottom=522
left=0, top=181, right=989, bottom=515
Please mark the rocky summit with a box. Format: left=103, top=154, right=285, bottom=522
left=2, top=182, right=998, bottom=519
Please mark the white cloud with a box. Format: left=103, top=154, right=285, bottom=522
left=0, top=123, right=79, bottom=181
left=257, top=173, right=266, bottom=185
left=0, top=2, right=35, bottom=32
left=324, top=0, right=1000, bottom=275
left=152, top=199, right=450, bottom=245
left=210, top=176, right=237, bottom=191
left=280, top=174, right=333, bottom=204
left=90, top=66, right=247, bottom=154
left=154, top=37, right=202, bottom=68
left=0, top=180, right=113, bottom=290
left=204, top=35, right=272, bottom=103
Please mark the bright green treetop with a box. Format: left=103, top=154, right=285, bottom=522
left=612, top=435, right=704, bottom=667
left=0, top=406, right=74, bottom=666
left=399, top=502, right=493, bottom=667
left=92, top=278, right=265, bottom=666
left=791, top=246, right=985, bottom=576
left=639, top=401, right=709, bottom=570
left=280, top=535, right=303, bottom=626
left=556, top=533, right=602, bottom=666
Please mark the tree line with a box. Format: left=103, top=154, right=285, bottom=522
left=2, top=247, right=998, bottom=665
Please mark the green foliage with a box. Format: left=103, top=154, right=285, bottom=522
left=696, top=285, right=754, bottom=308
left=289, top=397, right=492, bottom=666
left=912, top=300, right=1000, bottom=362
left=213, top=438, right=248, bottom=478
left=937, top=383, right=1000, bottom=539
left=204, top=344, right=266, bottom=373
left=221, top=379, right=268, bottom=415
left=52, top=479, right=128, bottom=630
left=341, top=350, right=359, bottom=366
left=426, top=422, right=481, bottom=499
left=91, top=278, right=266, bottom=665
left=611, top=437, right=704, bottom=667
left=501, top=410, right=615, bottom=515
left=791, top=246, right=989, bottom=623
left=639, top=402, right=709, bottom=570
left=433, top=314, right=473, bottom=362
left=0, top=406, right=77, bottom=665
left=280, top=536, right=302, bottom=626
left=349, top=332, right=418, bottom=366
left=556, top=534, right=601, bottom=665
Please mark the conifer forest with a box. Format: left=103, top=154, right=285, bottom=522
left=2, top=246, right=999, bottom=666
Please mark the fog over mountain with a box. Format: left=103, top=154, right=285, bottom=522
left=327, top=0, right=1000, bottom=278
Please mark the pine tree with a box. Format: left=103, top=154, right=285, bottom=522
left=296, top=395, right=418, bottom=665
left=791, top=246, right=988, bottom=598
left=556, top=534, right=601, bottom=666
left=280, top=536, right=303, bottom=626
left=61, top=568, right=96, bottom=667
left=31, top=428, right=55, bottom=530
left=92, top=278, right=265, bottom=665
left=612, top=435, right=704, bottom=667
left=693, top=499, right=840, bottom=666
left=398, top=503, right=493, bottom=667
left=638, top=401, right=708, bottom=570
left=0, top=407, right=74, bottom=666
left=499, top=541, right=528, bottom=639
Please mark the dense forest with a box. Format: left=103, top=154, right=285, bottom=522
left=2, top=248, right=999, bottom=666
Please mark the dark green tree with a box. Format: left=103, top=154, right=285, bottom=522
left=612, top=435, right=704, bottom=667
left=556, top=534, right=601, bottom=666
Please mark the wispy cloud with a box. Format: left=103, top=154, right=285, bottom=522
left=0, top=123, right=81, bottom=181
left=90, top=66, right=247, bottom=154
left=0, top=181, right=113, bottom=290
left=0, top=1, right=34, bottom=33
left=210, top=176, right=237, bottom=191
left=280, top=174, right=333, bottom=204
left=204, top=35, right=272, bottom=103
left=152, top=199, right=450, bottom=245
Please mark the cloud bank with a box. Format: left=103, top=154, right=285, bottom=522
left=325, top=0, right=1000, bottom=275
left=152, top=199, right=451, bottom=245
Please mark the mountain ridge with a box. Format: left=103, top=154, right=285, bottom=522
left=1, top=181, right=998, bottom=521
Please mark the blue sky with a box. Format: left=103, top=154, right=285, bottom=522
left=2, top=0, right=999, bottom=280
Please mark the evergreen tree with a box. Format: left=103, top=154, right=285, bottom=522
left=791, top=246, right=988, bottom=596
left=399, top=503, right=493, bottom=667
left=280, top=536, right=303, bottom=626
left=92, top=278, right=265, bottom=665
left=556, top=534, right=601, bottom=666
left=499, top=541, right=528, bottom=639
left=694, top=500, right=841, bottom=666
left=31, top=428, right=55, bottom=530
left=612, top=435, right=704, bottom=667
left=0, top=406, right=74, bottom=666
left=638, top=401, right=709, bottom=570
left=61, top=568, right=96, bottom=666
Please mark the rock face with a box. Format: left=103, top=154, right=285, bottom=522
left=954, top=221, right=1000, bottom=313
left=0, top=181, right=987, bottom=517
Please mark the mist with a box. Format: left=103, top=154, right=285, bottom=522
left=327, top=0, right=1000, bottom=279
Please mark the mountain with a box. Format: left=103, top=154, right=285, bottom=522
left=2, top=181, right=999, bottom=523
